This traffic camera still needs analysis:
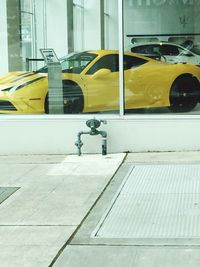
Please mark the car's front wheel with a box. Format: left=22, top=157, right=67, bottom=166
left=44, top=80, right=84, bottom=114
left=169, top=76, right=200, bottom=112
left=62, top=80, right=84, bottom=114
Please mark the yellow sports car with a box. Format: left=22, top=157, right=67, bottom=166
left=0, top=50, right=200, bottom=114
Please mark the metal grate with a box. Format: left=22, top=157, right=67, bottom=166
left=0, top=187, right=19, bottom=205
left=93, top=165, right=200, bottom=239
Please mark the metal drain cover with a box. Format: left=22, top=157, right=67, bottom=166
left=0, top=187, right=19, bottom=204
left=93, top=165, right=200, bottom=239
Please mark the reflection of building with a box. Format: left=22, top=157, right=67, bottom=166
left=124, top=0, right=199, bottom=49
left=1, top=0, right=118, bottom=74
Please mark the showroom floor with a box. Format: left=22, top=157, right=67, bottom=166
left=1, top=152, right=200, bottom=266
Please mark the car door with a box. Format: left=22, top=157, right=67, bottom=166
left=123, top=55, right=153, bottom=109
left=83, top=54, right=119, bottom=112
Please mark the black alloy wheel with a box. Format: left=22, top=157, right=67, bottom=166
left=44, top=80, right=84, bottom=114
left=62, top=80, right=84, bottom=114
left=169, top=76, right=200, bottom=112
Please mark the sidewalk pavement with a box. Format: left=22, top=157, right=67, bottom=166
left=0, top=153, right=125, bottom=267
left=1, top=151, right=200, bottom=267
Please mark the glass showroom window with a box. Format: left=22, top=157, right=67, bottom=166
left=123, top=0, right=200, bottom=115
left=0, top=0, right=120, bottom=115
left=70, top=0, right=120, bottom=115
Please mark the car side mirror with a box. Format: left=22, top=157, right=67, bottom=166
left=92, top=68, right=111, bottom=79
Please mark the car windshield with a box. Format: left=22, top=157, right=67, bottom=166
left=36, top=52, right=98, bottom=74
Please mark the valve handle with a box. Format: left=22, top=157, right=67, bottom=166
left=86, top=119, right=101, bottom=129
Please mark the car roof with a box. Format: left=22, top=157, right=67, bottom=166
left=131, top=42, right=185, bottom=48
left=88, top=49, right=157, bottom=61
left=131, top=42, right=196, bottom=55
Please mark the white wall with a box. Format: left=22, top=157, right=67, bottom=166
left=35, top=0, right=68, bottom=59
left=0, top=115, right=200, bottom=155
left=46, top=0, right=68, bottom=57
left=82, top=0, right=119, bottom=50
left=83, top=0, right=101, bottom=50
left=35, top=0, right=47, bottom=58
left=105, top=0, right=119, bottom=49
left=0, top=0, right=8, bottom=75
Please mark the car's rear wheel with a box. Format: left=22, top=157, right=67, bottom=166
left=169, top=76, right=200, bottom=112
left=44, top=80, right=84, bottom=114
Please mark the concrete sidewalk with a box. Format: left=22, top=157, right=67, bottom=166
left=0, top=153, right=125, bottom=267
left=53, top=151, right=200, bottom=267
left=2, top=151, right=200, bottom=267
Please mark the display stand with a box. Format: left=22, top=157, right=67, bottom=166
left=40, top=48, right=64, bottom=114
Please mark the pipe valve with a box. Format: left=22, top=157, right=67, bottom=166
left=75, top=118, right=107, bottom=156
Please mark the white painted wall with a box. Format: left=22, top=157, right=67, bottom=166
left=35, top=0, right=68, bottom=59
left=105, top=0, right=119, bottom=49
left=35, top=0, right=46, bottom=57
left=83, top=0, right=101, bottom=50
left=46, top=0, right=68, bottom=57
left=0, top=115, right=200, bottom=155
left=0, top=0, right=8, bottom=75
left=73, top=0, right=84, bottom=51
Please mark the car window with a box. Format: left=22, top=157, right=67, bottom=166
left=86, top=54, right=147, bottom=75
left=191, top=45, right=200, bottom=55
left=86, top=54, right=119, bottom=75
left=177, top=47, right=194, bottom=56
left=160, top=45, right=179, bottom=56
left=123, top=55, right=147, bottom=69
left=35, top=52, right=97, bottom=74
left=131, top=45, right=160, bottom=55
left=61, top=52, right=97, bottom=73
left=131, top=45, right=146, bottom=53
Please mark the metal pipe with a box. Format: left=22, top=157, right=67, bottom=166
left=75, top=119, right=107, bottom=156
left=99, top=130, right=107, bottom=155
left=75, top=131, right=90, bottom=156
left=102, top=137, right=107, bottom=155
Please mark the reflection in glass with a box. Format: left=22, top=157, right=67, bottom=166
left=0, top=50, right=119, bottom=114
left=0, top=0, right=119, bottom=115
left=124, top=0, right=200, bottom=114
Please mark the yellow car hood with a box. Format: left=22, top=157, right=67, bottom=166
left=0, top=71, right=47, bottom=92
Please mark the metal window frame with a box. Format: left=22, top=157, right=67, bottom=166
left=118, top=0, right=124, bottom=117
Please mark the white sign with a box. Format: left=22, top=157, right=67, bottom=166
left=40, top=48, right=59, bottom=64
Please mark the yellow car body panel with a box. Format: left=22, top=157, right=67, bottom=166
left=0, top=72, right=48, bottom=114
left=0, top=50, right=200, bottom=114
